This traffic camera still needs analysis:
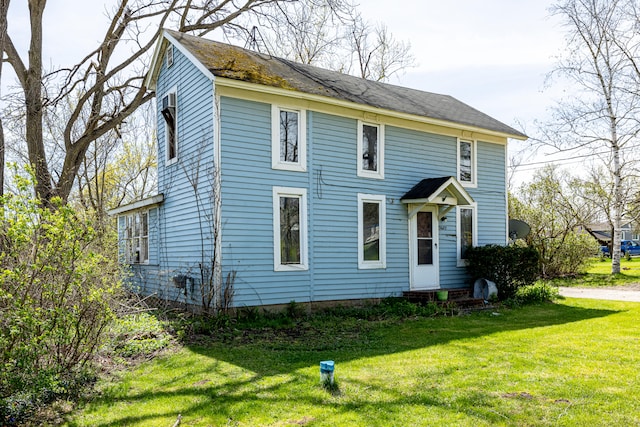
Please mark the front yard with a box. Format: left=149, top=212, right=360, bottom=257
left=550, top=257, right=640, bottom=288
left=67, top=295, right=640, bottom=426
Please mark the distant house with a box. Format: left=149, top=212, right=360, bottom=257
left=110, top=30, right=527, bottom=310
left=584, top=222, right=639, bottom=244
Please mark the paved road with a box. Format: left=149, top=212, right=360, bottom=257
left=559, top=287, right=640, bottom=302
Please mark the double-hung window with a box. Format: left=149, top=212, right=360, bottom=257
left=357, top=121, right=384, bottom=179
left=358, top=194, right=386, bottom=269
left=161, top=88, right=178, bottom=163
left=124, top=211, right=149, bottom=264
left=272, top=106, right=306, bottom=171
left=457, top=205, right=477, bottom=266
left=273, top=187, right=308, bottom=271
left=458, top=139, right=476, bottom=186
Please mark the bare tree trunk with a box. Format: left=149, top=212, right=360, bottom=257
left=611, top=137, right=622, bottom=274
left=25, top=0, right=54, bottom=203
left=3, top=0, right=357, bottom=205
left=546, top=0, right=638, bottom=275
left=0, top=0, right=10, bottom=198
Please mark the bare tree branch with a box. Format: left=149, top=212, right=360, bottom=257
left=541, top=0, right=640, bottom=273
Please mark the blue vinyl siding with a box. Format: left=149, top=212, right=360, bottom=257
left=218, top=96, right=509, bottom=306
left=474, top=140, right=508, bottom=245
left=440, top=141, right=508, bottom=288
left=219, top=98, right=310, bottom=306
left=139, top=44, right=510, bottom=308
left=131, top=44, right=216, bottom=304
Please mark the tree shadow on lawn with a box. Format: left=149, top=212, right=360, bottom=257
left=72, top=302, right=626, bottom=426
left=189, top=302, right=623, bottom=376
left=77, top=367, right=552, bottom=427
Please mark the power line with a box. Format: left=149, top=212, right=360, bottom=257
left=511, top=142, right=640, bottom=170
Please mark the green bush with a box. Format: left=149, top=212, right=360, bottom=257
left=465, top=245, right=540, bottom=300
left=106, top=312, right=172, bottom=359
left=536, top=231, right=597, bottom=278
left=0, top=169, right=123, bottom=423
left=511, top=282, right=560, bottom=305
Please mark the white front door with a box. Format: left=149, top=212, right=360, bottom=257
left=410, top=206, right=439, bottom=290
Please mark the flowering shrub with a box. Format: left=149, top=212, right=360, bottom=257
left=0, top=169, right=123, bottom=423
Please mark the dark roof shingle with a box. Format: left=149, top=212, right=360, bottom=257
left=401, top=177, right=453, bottom=201
left=166, top=30, right=526, bottom=139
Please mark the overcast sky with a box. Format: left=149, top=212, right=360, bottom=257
left=362, top=0, right=567, bottom=181
left=5, top=0, right=567, bottom=184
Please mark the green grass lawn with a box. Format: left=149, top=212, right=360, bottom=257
left=549, top=257, right=640, bottom=287
left=67, top=298, right=640, bottom=427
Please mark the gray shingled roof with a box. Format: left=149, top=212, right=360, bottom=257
left=401, top=177, right=454, bottom=201
left=166, top=30, right=526, bottom=139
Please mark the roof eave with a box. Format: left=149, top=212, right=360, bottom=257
left=107, top=194, right=165, bottom=216
left=400, top=177, right=475, bottom=206
left=145, top=29, right=217, bottom=92
left=144, top=30, right=170, bottom=91
left=215, top=77, right=527, bottom=141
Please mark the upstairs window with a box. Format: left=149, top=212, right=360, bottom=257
left=272, top=106, right=306, bottom=171
left=458, top=139, right=476, bottom=186
left=166, top=44, right=174, bottom=68
left=124, top=211, right=149, bottom=264
left=161, top=89, right=177, bottom=163
left=357, top=121, right=384, bottom=179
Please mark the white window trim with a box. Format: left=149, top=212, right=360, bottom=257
left=457, top=138, right=477, bottom=188
left=456, top=204, right=477, bottom=267
left=273, top=187, right=308, bottom=271
left=357, top=121, right=384, bottom=179
left=166, top=44, right=174, bottom=68
left=357, top=193, right=387, bottom=269
left=121, top=210, right=150, bottom=265
left=271, top=105, right=307, bottom=172
left=163, top=86, right=178, bottom=165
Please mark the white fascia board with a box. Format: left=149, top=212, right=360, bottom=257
left=145, top=29, right=216, bottom=91
left=401, top=178, right=475, bottom=206
left=107, top=194, right=164, bottom=216
left=215, top=77, right=527, bottom=141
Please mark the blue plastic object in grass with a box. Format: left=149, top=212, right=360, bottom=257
left=320, top=360, right=335, bottom=385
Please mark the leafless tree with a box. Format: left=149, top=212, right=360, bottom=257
left=255, top=2, right=416, bottom=82
left=0, top=0, right=9, bottom=199
left=74, top=104, right=158, bottom=224
left=257, top=1, right=345, bottom=65
left=1, top=0, right=347, bottom=205
left=541, top=0, right=640, bottom=273
left=109, top=110, right=158, bottom=208
left=346, top=14, right=415, bottom=82
left=510, top=165, right=598, bottom=277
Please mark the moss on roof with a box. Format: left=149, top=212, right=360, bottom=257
left=164, top=30, right=527, bottom=139
left=191, top=42, right=294, bottom=90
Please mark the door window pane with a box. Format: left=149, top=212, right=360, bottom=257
left=417, top=211, right=432, bottom=238
left=417, top=239, right=433, bottom=265
left=417, top=211, right=433, bottom=265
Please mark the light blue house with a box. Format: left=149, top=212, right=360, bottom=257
left=111, top=30, right=527, bottom=310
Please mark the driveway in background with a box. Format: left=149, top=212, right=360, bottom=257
left=559, top=286, right=640, bottom=302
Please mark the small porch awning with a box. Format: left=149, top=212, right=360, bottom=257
left=107, top=193, right=165, bottom=216
left=400, top=176, right=474, bottom=219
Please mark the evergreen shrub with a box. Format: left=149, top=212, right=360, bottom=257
left=465, top=245, right=540, bottom=300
